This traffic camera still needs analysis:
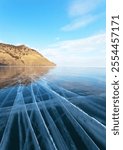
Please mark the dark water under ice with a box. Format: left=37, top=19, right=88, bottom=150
left=0, top=67, right=106, bottom=150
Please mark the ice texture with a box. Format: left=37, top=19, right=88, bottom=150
left=0, top=67, right=106, bottom=150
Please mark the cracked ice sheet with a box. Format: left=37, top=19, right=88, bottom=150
left=0, top=67, right=106, bottom=150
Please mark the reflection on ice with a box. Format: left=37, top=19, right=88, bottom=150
left=0, top=67, right=106, bottom=150
left=0, top=67, right=53, bottom=88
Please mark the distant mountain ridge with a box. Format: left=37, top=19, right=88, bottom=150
left=0, top=43, right=55, bottom=66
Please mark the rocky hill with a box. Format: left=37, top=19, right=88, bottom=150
left=0, top=43, right=55, bottom=66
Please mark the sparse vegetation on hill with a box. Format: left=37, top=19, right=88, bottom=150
left=0, top=43, right=55, bottom=66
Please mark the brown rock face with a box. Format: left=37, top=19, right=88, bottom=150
left=0, top=43, right=55, bottom=66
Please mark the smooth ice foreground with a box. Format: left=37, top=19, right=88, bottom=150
left=0, top=67, right=106, bottom=150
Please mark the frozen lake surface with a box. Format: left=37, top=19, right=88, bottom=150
left=0, top=67, right=106, bottom=150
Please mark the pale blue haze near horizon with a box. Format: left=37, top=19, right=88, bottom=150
left=0, top=0, right=106, bottom=67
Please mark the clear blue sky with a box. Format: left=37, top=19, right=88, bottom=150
left=0, top=0, right=106, bottom=66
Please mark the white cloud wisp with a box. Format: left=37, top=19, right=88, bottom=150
left=61, top=0, right=105, bottom=31
left=41, top=33, right=106, bottom=67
